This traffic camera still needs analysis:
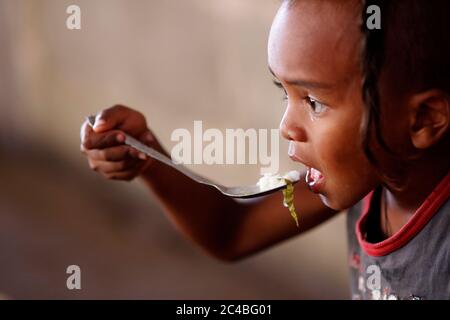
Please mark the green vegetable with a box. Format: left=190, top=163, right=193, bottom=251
left=282, top=179, right=299, bottom=227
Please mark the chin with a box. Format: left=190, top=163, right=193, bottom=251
left=318, top=193, right=362, bottom=211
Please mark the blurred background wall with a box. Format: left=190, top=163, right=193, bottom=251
left=0, top=0, right=349, bottom=299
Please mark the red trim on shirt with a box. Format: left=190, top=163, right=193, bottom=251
left=356, top=171, right=450, bottom=257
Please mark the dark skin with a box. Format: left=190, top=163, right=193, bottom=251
left=269, top=0, right=449, bottom=237
left=80, top=105, right=335, bottom=261
left=376, top=85, right=450, bottom=236
left=80, top=0, right=449, bottom=259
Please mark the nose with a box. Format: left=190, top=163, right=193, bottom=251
left=279, top=104, right=307, bottom=142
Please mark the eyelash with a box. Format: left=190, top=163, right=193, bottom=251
left=273, top=80, right=287, bottom=100
left=305, top=97, right=326, bottom=114
left=272, top=79, right=327, bottom=114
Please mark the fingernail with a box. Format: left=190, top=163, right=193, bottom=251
left=94, top=119, right=106, bottom=128
left=138, top=153, right=147, bottom=160
left=117, top=134, right=125, bottom=142
left=288, top=141, right=295, bottom=157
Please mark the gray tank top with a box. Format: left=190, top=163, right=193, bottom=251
left=346, top=173, right=450, bottom=300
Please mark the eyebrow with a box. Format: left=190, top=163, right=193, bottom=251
left=269, top=66, right=334, bottom=90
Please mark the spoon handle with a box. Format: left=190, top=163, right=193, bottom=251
left=86, top=116, right=220, bottom=188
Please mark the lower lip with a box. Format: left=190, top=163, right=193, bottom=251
left=306, top=167, right=325, bottom=193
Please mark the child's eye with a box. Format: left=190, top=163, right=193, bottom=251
left=305, top=97, right=327, bottom=114
left=273, top=80, right=288, bottom=100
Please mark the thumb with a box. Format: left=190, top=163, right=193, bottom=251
left=93, top=105, right=128, bottom=133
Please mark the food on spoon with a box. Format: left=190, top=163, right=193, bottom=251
left=256, top=171, right=300, bottom=191
left=257, top=171, right=300, bottom=227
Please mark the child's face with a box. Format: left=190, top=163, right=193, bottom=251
left=269, top=0, right=381, bottom=210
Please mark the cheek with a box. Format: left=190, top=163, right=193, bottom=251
left=314, top=109, right=363, bottom=170
left=313, top=113, right=379, bottom=208
left=317, top=123, right=365, bottom=181
left=318, top=139, right=377, bottom=209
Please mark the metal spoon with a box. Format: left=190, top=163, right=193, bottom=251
left=86, top=115, right=299, bottom=198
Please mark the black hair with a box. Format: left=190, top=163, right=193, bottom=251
left=360, top=0, right=450, bottom=186
left=360, top=0, right=388, bottom=166
left=284, top=0, right=450, bottom=186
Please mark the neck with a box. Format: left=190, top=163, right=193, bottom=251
left=381, top=158, right=449, bottom=237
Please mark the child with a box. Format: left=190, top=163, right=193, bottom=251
left=80, top=0, right=449, bottom=299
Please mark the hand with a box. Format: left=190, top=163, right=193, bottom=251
left=80, top=105, right=159, bottom=181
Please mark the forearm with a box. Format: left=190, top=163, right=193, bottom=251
left=227, top=180, right=338, bottom=260
left=139, top=162, right=337, bottom=261
left=139, top=160, right=245, bottom=260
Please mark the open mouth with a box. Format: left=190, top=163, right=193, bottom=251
left=287, top=143, right=324, bottom=193
left=305, top=167, right=324, bottom=193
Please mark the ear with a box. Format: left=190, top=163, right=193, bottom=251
left=408, top=90, right=449, bottom=149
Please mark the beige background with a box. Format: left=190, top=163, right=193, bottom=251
left=0, top=0, right=349, bottom=299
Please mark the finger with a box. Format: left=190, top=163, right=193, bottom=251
left=80, top=143, right=87, bottom=155
left=89, top=158, right=141, bottom=174
left=87, top=144, right=147, bottom=161
left=93, top=105, right=129, bottom=133
left=127, top=147, right=148, bottom=160
left=82, top=130, right=126, bottom=150
left=85, top=145, right=133, bottom=162
left=139, top=130, right=156, bottom=145
left=82, top=137, right=148, bottom=162
left=103, top=160, right=149, bottom=181
left=80, top=119, right=94, bottom=143
left=104, top=170, right=140, bottom=181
